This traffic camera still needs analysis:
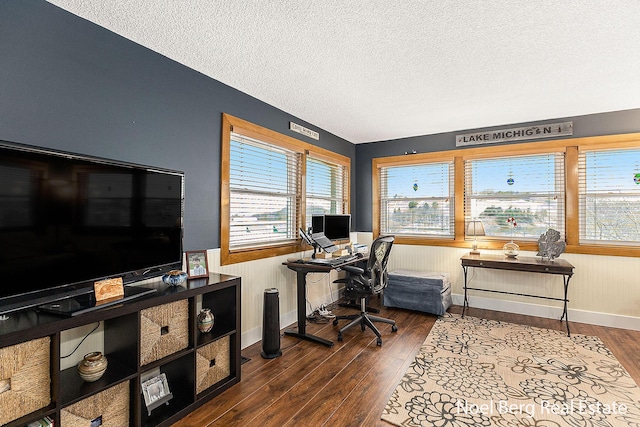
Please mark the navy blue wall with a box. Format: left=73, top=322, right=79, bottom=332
left=0, top=0, right=355, bottom=251
left=355, top=109, right=640, bottom=231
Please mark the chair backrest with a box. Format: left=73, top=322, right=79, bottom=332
left=366, top=235, right=395, bottom=294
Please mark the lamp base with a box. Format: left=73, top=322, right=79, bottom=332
left=470, top=249, right=481, bottom=255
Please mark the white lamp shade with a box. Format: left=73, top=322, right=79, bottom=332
left=467, top=220, right=485, bottom=237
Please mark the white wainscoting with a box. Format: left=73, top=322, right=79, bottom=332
left=206, top=232, right=640, bottom=350
left=373, top=232, right=640, bottom=332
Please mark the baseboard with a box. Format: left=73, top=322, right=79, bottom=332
left=244, top=292, right=640, bottom=349
left=452, top=293, right=640, bottom=331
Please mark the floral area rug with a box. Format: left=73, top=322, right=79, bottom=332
left=381, top=314, right=640, bottom=426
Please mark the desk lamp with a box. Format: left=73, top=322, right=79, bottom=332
left=467, top=220, right=485, bottom=255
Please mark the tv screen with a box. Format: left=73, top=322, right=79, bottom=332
left=0, top=141, right=184, bottom=313
left=323, top=214, right=351, bottom=241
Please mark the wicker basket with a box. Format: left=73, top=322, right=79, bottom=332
left=196, top=335, right=230, bottom=394
left=0, top=336, right=51, bottom=425
left=140, top=299, right=189, bottom=365
left=61, top=380, right=129, bottom=427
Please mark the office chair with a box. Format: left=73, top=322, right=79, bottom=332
left=332, top=235, right=397, bottom=346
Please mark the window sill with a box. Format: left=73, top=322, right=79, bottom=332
left=385, top=236, right=640, bottom=258
left=220, top=242, right=304, bottom=265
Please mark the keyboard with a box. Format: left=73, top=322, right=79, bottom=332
left=306, top=254, right=360, bottom=267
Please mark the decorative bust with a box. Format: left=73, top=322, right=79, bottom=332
left=537, top=228, right=565, bottom=260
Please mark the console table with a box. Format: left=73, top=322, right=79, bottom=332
left=460, top=253, right=574, bottom=336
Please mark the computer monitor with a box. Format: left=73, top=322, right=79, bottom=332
left=311, top=215, right=324, bottom=234
left=323, top=214, right=351, bottom=241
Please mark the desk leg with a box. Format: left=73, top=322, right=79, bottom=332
left=462, top=265, right=469, bottom=318
left=284, top=269, right=334, bottom=347
left=560, top=274, right=572, bottom=337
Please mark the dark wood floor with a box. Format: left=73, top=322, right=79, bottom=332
left=173, top=300, right=640, bottom=427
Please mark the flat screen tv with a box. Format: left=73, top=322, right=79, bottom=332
left=0, top=140, right=184, bottom=315
left=323, top=214, right=351, bottom=241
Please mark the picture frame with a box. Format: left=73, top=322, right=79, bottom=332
left=186, top=250, right=209, bottom=278
left=141, top=373, right=173, bottom=415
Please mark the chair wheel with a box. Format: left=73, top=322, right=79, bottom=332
left=377, top=338, right=382, bottom=346
left=391, top=325, right=398, bottom=332
left=361, top=324, right=366, bottom=331
left=337, top=333, right=343, bottom=342
left=333, top=319, right=338, bottom=326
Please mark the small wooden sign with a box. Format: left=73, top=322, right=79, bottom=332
left=289, top=121, right=320, bottom=140
left=94, top=277, right=124, bottom=303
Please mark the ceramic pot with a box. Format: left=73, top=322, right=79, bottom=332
left=162, top=270, right=188, bottom=286
left=503, top=240, right=520, bottom=258
left=78, top=351, right=108, bottom=382
left=197, top=308, right=215, bottom=333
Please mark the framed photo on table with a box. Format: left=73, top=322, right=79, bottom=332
left=186, top=250, right=209, bottom=278
left=141, top=373, right=173, bottom=415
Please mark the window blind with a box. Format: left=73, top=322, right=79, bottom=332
left=229, top=133, right=301, bottom=249
left=379, top=161, right=454, bottom=238
left=578, top=148, right=640, bottom=245
left=305, top=155, right=348, bottom=229
left=464, top=153, right=565, bottom=240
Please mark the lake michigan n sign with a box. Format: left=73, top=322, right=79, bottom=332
left=456, top=121, right=573, bottom=147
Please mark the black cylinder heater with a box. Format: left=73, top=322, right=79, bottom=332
left=261, top=288, right=282, bottom=359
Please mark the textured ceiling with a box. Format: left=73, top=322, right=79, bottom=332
left=47, top=1, right=640, bottom=144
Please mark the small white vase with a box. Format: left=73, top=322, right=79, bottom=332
left=503, top=240, right=519, bottom=258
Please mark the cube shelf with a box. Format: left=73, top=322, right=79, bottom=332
left=0, top=273, right=241, bottom=427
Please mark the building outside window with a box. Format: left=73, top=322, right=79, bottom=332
left=379, top=161, right=454, bottom=238
left=229, top=134, right=301, bottom=249
left=464, top=153, right=565, bottom=240
left=579, top=147, right=640, bottom=245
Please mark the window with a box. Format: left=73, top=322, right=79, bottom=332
left=221, top=114, right=350, bottom=264
left=465, top=153, right=565, bottom=240
left=378, top=160, right=455, bottom=238
left=305, top=154, right=349, bottom=230
left=229, top=134, right=301, bottom=249
left=579, top=147, right=640, bottom=245
left=373, top=133, right=640, bottom=256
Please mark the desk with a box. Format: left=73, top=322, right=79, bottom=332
left=284, top=256, right=366, bottom=347
left=460, top=253, right=574, bottom=335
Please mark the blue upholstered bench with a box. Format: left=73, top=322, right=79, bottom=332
left=383, top=270, right=452, bottom=315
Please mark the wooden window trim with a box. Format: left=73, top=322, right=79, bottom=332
left=221, top=113, right=350, bottom=265
left=373, top=132, right=640, bottom=257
